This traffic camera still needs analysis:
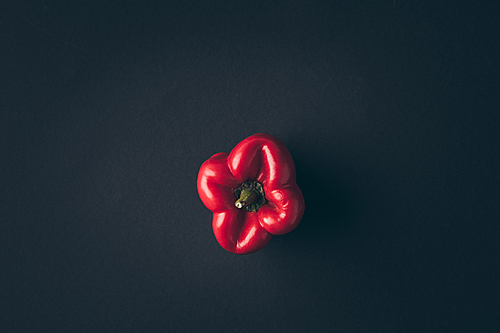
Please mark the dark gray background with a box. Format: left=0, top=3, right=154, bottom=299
left=2, top=1, right=499, bottom=332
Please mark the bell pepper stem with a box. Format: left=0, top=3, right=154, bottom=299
left=235, top=188, right=258, bottom=209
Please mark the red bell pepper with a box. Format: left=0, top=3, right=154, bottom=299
left=197, top=133, right=305, bottom=255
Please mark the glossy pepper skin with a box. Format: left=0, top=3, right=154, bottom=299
left=197, top=133, right=305, bottom=255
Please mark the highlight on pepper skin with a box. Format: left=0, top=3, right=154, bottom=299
left=197, top=133, right=305, bottom=255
